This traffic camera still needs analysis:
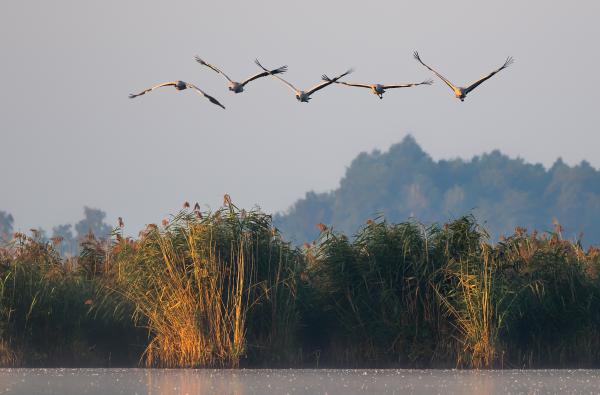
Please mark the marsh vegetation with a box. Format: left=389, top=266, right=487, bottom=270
left=1, top=199, right=599, bottom=368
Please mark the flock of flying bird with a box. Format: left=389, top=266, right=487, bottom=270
left=129, top=51, right=514, bottom=109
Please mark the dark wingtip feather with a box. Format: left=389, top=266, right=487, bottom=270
left=322, top=74, right=332, bottom=82
left=128, top=93, right=136, bottom=99
left=208, top=96, right=226, bottom=109
left=336, top=69, right=352, bottom=80
left=271, top=65, right=288, bottom=75
left=194, top=55, right=206, bottom=65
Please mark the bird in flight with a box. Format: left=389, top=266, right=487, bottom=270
left=195, top=56, right=287, bottom=94
left=413, top=51, right=513, bottom=101
left=128, top=81, right=225, bottom=109
left=255, top=59, right=352, bottom=103
left=323, top=76, right=433, bottom=99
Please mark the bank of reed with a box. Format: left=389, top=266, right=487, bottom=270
left=1, top=201, right=599, bottom=368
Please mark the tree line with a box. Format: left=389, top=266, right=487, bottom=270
left=275, top=135, right=600, bottom=246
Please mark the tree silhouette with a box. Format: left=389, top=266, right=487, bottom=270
left=275, top=135, right=600, bottom=245
left=0, top=211, right=14, bottom=242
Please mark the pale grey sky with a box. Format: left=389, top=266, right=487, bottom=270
left=1, top=1, right=599, bottom=234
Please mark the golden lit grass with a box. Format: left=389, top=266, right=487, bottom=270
left=436, top=245, right=504, bottom=368
left=111, top=220, right=248, bottom=367
left=108, top=202, right=301, bottom=368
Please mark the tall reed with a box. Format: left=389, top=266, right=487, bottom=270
left=108, top=200, right=302, bottom=368
left=436, top=245, right=509, bottom=368
left=495, top=229, right=600, bottom=367
left=2, top=204, right=600, bottom=369
left=304, top=219, right=454, bottom=366
left=0, top=232, right=91, bottom=365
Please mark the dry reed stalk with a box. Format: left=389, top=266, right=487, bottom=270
left=116, top=215, right=255, bottom=367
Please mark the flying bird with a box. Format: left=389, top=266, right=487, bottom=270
left=255, top=59, right=352, bottom=103
left=413, top=51, right=513, bottom=101
left=323, top=76, right=433, bottom=99
left=195, top=56, right=287, bottom=93
left=128, top=81, right=225, bottom=109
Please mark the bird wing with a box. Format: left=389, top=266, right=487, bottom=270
left=336, top=81, right=373, bottom=89
left=186, top=83, right=226, bottom=109
left=128, top=82, right=177, bottom=98
left=413, top=51, right=458, bottom=92
left=194, top=56, right=234, bottom=83
left=255, top=59, right=299, bottom=93
left=381, top=79, right=434, bottom=89
left=463, top=56, right=514, bottom=95
left=240, top=65, right=288, bottom=86
left=307, top=69, right=353, bottom=96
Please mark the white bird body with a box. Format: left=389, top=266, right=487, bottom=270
left=255, top=59, right=352, bottom=103
left=296, top=91, right=311, bottom=102
left=195, top=56, right=287, bottom=94
left=373, top=84, right=385, bottom=95
left=453, top=87, right=467, bottom=101
left=413, top=51, right=513, bottom=102
left=228, top=81, right=244, bottom=93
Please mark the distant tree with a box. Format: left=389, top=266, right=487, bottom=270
left=0, top=211, right=14, bottom=242
left=52, top=223, right=78, bottom=257
left=275, top=135, right=600, bottom=245
left=74, top=207, right=112, bottom=241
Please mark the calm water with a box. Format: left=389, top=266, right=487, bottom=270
left=1, top=369, right=599, bottom=394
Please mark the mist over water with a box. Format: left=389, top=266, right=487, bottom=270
left=2, top=369, right=600, bottom=395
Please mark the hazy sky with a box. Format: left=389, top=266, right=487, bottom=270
left=1, top=1, right=599, bottom=234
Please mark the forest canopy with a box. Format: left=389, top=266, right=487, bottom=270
left=275, top=135, right=600, bottom=245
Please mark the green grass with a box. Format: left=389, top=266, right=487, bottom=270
left=1, top=201, right=599, bottom=368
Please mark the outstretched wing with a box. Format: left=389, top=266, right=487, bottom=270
left=240, top=65, right=288, bottom=87
left=186, top=83, right=226, bottom=109
left=382, top=79, right=434, bottom=89
left=307, top=69, right=353, bottom=96
left=336, top=81, right=372, bottom=89
left=128, top=82, right=177, bottom=98
left=194, top=56, right=233, bottom=82
left=464, top=56, right=514, bottom=95
left=255, top=59, right=299, bottom=93
left=413, top=51, right=458, bottom=92
left=322, top=74, right=370, bottom=88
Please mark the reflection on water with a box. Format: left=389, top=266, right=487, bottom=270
left=1, top=368, right=600, bottom=395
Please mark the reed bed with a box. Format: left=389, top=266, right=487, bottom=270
left=305, top=216, right=600, bottom=368
left=104, top=200, right=302, bottom=368
left=0, top=231, right=141, bottom=367
left=1, top=202, right=599, bottom=369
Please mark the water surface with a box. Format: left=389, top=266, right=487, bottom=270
left=1, top=368, right=599, bottom=394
